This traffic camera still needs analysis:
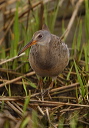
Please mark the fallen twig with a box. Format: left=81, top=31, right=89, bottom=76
left=29, top=100, right=89, bottom=108
left=0, top=52, right=25, bottom=65
left=50, top=82, right=79, bottom=93
left=0, top=71, right=35, bottom=87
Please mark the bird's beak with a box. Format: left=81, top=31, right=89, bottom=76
left=18, top=39, right=37, bottom=55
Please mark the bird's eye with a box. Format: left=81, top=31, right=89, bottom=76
left=38, top=34, right=43, bottom=38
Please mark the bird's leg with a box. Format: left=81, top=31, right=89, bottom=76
left=46, top=81, right=54, bottom=99
left=38, top=78, right=43, bottom=92
left=37, top=76, right=44, bottom=101
left=43, top=81, right=53, bottom=99
left=43, top=77, right=57, bottom=99
left=49, top=80, right=54, bottom=89
left=45, top=77, right=56, bottom=92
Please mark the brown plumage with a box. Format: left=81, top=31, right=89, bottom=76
left=18, top=24, right=69, bottom=88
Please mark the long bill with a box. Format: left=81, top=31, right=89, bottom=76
left=18, top=40, right=37, bottom=56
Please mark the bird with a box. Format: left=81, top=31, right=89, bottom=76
left=18, top=24, right=69, bottom=93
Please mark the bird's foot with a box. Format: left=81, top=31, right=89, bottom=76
left=43, top=81, right=54, bottom=99
left=42, top=87, right=52, bottom=100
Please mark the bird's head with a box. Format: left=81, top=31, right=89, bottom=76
left=18, top=24, right=51, bottom=55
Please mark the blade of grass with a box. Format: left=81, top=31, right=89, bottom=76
left=10, top=2, right=19, bottom=57
left=77, top=20, right=82, bottom=51
left=58, top=117, right=64, bottom=128
left=22, top=79, right=28, bottom=96
left=83, top=43, right=88, bottom=71
left=70, top=112, right=78, bottom=128
left=84, top=0, right=89, bottom=71
left=67, top=64, right=73, bottom=80
left=44, top=0, right=60, bottom=33
left=32, top=111, right=38, bottom=128
left=74, top=60, right=85, bottom=98
left=76, top=20, right=83, bottom=61
left=23, top=96, right=30, bottom=112
left=85, top=0, right=89, bottom=41
left=20, top=116, right=30, bottom=128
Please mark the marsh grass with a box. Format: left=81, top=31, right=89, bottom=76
left=84, top=0, right=89, bottom=71
left=0, top=0, right=89, bottom=128
left=44, top=0, right=60, bottom=32
left=74, top=60, right=85, bottom=99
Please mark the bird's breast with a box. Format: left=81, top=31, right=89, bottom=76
left=29, top=45, right=57, bottom=70
left=29, top=42, right=69, bottom=77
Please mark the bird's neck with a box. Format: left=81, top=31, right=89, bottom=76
left=37, top=43, right=50, bottom=58
left=39, top=42, right=50, bottom=50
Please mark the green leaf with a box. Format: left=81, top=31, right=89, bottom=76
left=74, top=60, right=85, bottom=97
